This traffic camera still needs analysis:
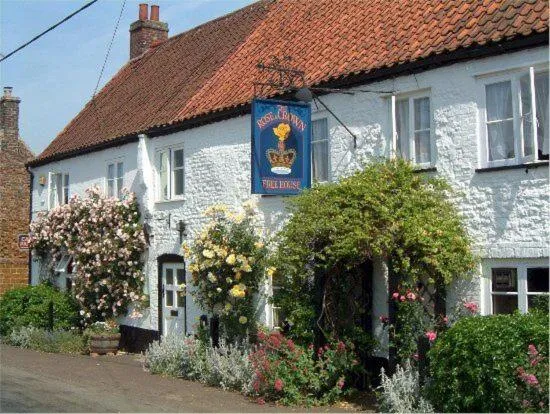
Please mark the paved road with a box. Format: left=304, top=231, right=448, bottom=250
left=0, top=345, right=357, bottom=413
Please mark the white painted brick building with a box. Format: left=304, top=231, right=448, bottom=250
left=27, top=1, right=549, bottom=351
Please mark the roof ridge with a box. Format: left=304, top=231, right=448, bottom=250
left=173, top=0, right=277, bottom=121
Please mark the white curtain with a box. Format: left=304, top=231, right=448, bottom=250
left=414, top=97, right=431, bottom=163
left=486, top=81, right=514, bottom=161
left=535, top=72, right=549, bottom=157
left=312, top=119, right=328, bottom=182
left=396, top=99, right=409, bottom=159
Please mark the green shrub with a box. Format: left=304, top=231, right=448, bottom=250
left=427, top=312, right=549, bottom=412
left=8, top=326, right=85, bottom=354
left=0, top=284, right=80, bottom=336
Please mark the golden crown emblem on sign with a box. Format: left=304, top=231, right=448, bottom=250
left=267, top=123, right=296, bottom=175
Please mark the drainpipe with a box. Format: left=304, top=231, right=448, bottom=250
left=27, top=166, right=34, bottom=285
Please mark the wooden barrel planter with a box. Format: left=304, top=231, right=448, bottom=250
left=89, top=333, right=121, bottom=355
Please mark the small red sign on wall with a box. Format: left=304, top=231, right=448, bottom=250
left=18, top=234, right=30, bottom=250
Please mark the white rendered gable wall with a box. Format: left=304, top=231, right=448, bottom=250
left=30, top=47, right=549, bottom=352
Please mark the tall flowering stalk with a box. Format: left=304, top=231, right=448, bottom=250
left=29, top=186, right=147, bottom=323
left=184, top=201, right=268, bottom=342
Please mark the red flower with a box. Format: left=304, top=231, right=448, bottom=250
left=425, top=331, right=437, bottom=342
left=274, top=378, right=284, bottom=392
left=337, top=379, right=345, bottom=389
left=392, top=292, right=399, bottom=299
left=337, top=341, right=346, bottom=352
left=256, top=397, right=266, bottom=405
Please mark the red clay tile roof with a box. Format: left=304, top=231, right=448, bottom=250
left=31, top=0, right=548, bottom=166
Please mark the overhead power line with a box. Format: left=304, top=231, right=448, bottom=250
left=0, top=0, right=99, bottom=63
left=92, top=0, right=127, bottom=97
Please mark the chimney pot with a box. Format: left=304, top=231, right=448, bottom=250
left=4, top=87, right=13, bottom=98
left=139, top=3, right=148, bottom=20
left=150, top=5, right=159, bottom=21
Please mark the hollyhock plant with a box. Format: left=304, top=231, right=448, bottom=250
left=29, top=186, right=147, bottom=323
left=185, top=201, right=268, bottom=342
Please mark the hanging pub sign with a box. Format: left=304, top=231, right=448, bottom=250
left=251, top=98, right=311, bottom=195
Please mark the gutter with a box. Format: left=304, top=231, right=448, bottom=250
left=27, top=32, right=548, bottom=168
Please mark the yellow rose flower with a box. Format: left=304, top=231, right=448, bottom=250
left=267, top=267, right=276, bottom=277
left=254, top=241, right=264, bottom=249
left=234, top=271, right=242, bottom=281
left=202, top=249, right=215, bottom=258
left=241, top=264, right=252, bottom=273
left=238, top=316, right=248, bottom=324
left=226, top=254, right=236, bottom=265
left=225, top=303, right=232, bottom=311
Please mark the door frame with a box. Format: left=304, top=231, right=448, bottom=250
left=157, top=253, right=185, bottom=337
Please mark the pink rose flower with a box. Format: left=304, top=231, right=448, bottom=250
left=425, top=331, right=437, bottom=342
left=274, top=378, right=284, bottom=392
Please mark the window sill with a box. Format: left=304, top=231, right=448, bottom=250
left=154, top=197, right=185, bottom=205
left=475, top=161, right=549, bottom=173
left=413, top=166, right=437, bottom=173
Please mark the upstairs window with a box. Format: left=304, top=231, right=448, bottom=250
left=156, top=147, right=184, bottom=201
left=391, top=93, right=433, bottom=166
left=311, top=118, right=329, bottom=182
left=48, top=172, right=69, bottom=209
left=481, top=67, right=549, bottom=167
left=107, top=160, right=124, bottom=198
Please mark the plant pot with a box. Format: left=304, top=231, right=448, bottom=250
left=89, top=333, right=121, bottom=355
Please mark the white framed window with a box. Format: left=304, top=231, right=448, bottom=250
left=48, top=172, right=69, bottom=209
left=479, top=67, right=549, bottom=167
left=106, top=160, right=124, bottom=198
left=271, top=275, right=283, bottom=330
left=390, top=92, right=433, bottom=166
left=482, top=259, right=549, bottom=314
left=311, top=118, right=329, bottom=182
left=156, top=146, right=184, bottom=201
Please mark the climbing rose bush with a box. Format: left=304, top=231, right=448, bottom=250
left=29, top=186, right=147, bottom=323
left=184, top=201, right=268, bottom=341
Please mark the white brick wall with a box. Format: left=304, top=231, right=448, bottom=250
left=30, top=47, right=549, bottom=348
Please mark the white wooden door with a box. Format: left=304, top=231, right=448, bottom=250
left=162, top=263, right=186, bottom=336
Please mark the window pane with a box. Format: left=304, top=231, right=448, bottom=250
left=166, top=290, right=174, bottom=307
left=492, top=295, right=518, bottom=314
left=117, top=178, right=123, bottom=197
left=107, top=164, right=114, bottom=180
left=174, top=149, right=184, bottom=168
left=486, top=81, right=512, bottom=121
left=159, top=152, right=169, bottom=200
left=107, top=180, right=114, bottom=197
left=520, top=74, right=534, bottom=157
left=165, top=268, right=174, bottom=285
left=174, top=169, right=184, bottom=196
left=312, top=140, right=329, bottom=182
left=56, top=174, right=63, bottom=206
left=396, top=99, right=410, bottom=159
left=527, top=267, right=549, bottom=293
left=528, top=294, right=549, bottom=312
left=177, top=292, right=185, bottom=308
left=312, top=118, right=328, bottom=143
left=414, top=97, right=430, bottom=130
left=177, top=269, right=185, bottom=285
left=414, top=130, right=431, bottom=164
left=535, top=71, right=549, bottom=158
left=488, top=120, right=514, bottom=160
left=63, top=174, right=69, bottom=204
left=117, top=162, right=124, bottom=179
left=491, top=268, right=517, bottom=292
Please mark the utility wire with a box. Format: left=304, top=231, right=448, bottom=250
left=0, top=0, right=99, bottom=63
left=92, top=0, right=127, bottom=98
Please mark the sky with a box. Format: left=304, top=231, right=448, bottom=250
left=0, top=0, right=255, bottom=155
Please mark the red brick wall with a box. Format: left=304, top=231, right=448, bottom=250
left=129, top=19, right=168, bottom=59
left=0, top=91, right=33, bottom=295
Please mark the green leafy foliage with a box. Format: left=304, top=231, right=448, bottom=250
left=273, top=158, right=475, bottom=346
left=427, top=312, right=549, bottom=412
left=0, top=284, right=80, bottom=336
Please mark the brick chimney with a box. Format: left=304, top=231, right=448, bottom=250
left=129, top=4, right=168, bottom=59
left=0, top=87, right=21, bottom=150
